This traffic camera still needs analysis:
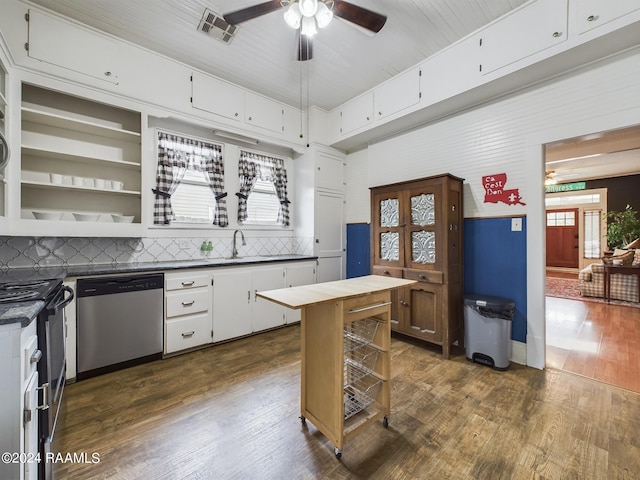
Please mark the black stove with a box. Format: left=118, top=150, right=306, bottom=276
left=0, top=278, right=63, bottom=303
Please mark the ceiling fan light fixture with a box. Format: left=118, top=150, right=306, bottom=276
left=284, top=3, right=302, bottom=28
left=315, top=2, right=333, bottom=28
left=299, top=0, right=318, bottom=17
left=301, top=15, right=317, bottom=36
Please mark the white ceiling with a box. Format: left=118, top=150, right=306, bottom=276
left=26, top=0, right=528, bottom=111
left=545, top=125, right=640, bottom=183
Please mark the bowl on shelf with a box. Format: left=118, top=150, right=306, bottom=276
left=73, top=212, right=101, bottom=222
left=111, top=214, right=135, bottom=223
left=32, top=211, right=63, bottom=221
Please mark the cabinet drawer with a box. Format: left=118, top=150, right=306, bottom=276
left=166, top=289, right=210, bottom=317
left=166, top=273, right=209, bottom=291
left=165, top=313, right=212, bottom=353
left=372, top=266, right=403, bottom=278
left=343, top=291, right=391, bottom=323
left=405, top=269, right=443, bottom=285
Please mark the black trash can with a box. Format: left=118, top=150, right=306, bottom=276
left=464, top=295, right=515, bottom=370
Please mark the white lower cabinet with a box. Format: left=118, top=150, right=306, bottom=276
left=251, top=267, right=286, bottom=332
left=284, top=263, right=317, bottom=324
left=165, top=261, right=316, bottom=352
left=164, top=271, right=212, bottom=355
left=0, top=321, right=38, bottom=480
left=212, top=269, right=253, bottom=342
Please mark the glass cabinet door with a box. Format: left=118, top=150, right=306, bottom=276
left=373, top=192, right=404, bottom=267
left=405, top=187, right=440, bottom=269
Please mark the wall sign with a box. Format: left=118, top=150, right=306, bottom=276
left=482, top=173, right=526, bottom=206
left=545, top=182, right=586, bottom=193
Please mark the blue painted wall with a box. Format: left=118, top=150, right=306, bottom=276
left=463, top=217, right=527, bottom=342
left=344, top=218, right=528, bottom=342
left=346, top=223, right=371, bottom=278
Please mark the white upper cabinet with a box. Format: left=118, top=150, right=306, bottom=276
left=420, top=35, right=480, bottom=106
left=374, top=66, right=421, bottom=121
left=27, top=10, right=119, bottom=85
left=478, top=0, right=568, bottom=75
left=191, top=71, right=242, bottom=122
left=572, top=0, right=640, bottom=34
left=339, top=91, right=374, bottom=135
left=314, top=147, right=345, bottom=192
left=244, top=92, right=284, bottom=134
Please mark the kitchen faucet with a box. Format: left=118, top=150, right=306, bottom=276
left=231, top=229, right=246, bottom=259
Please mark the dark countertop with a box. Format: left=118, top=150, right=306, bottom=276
left=0, top=255, right=316, bottom=328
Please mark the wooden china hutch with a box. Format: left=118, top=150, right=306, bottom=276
left=370, top=174, right=464, bottom=358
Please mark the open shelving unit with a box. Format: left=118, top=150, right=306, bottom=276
left=20, top=84, right=143, bottom=226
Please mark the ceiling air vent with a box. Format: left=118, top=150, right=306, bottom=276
left=198, top=8, right=237, bottom=44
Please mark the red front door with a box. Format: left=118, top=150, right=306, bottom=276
left=546, top=208, right=579, bottom=268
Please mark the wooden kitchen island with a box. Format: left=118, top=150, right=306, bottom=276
left=257, top=275, right=416, bottom=458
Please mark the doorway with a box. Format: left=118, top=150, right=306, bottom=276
left=541, top=125, right=640, bottom=391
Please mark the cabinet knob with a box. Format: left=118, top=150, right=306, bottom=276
left=235, top=112, right=239, bottom=117
left=587, top=15, right=598, bottom=22
left=248, top=116, right=253, bottom=121
left=552, top=31, right=562, bottom=38
left=383, top=270, right=389, bottom=275
left=104, top=71, right=112, bottom=77
left=400, top=300, right=408, bottom=306
left=418, top=274, right=426, bottom=280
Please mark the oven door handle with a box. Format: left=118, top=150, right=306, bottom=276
left=48, top=285, right=75, bottom=314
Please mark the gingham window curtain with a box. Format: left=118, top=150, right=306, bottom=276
left=153, top=132, right=227, bottom=226
left=236, top=151, right=290, bottom=226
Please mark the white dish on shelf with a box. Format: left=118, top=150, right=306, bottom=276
left=111, top=214, right=135, bottom=223
left=32, top=211, right=63, bottom=221
left=73, top=212, right=101, bottom=222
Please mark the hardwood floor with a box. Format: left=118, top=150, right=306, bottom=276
left=546, top=295, right=640, bottom=393
left=53, top=324, right=640, bottom=479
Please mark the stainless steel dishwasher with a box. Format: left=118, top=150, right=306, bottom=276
left=76, top=273, right=164, bottom=380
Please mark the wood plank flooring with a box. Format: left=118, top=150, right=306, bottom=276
left=546, top=279, right=640, bottom=393
left=53, top=324, right=640, bottom=479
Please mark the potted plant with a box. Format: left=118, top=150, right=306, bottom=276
left=604, top=204, right=640, bottom=249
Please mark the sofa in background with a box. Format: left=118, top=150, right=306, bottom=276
left=579, top=249, right=640, bottom=303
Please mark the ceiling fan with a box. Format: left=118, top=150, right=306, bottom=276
left=223, top=0, right=387, bottom=61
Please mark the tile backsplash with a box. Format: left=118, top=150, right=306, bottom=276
left=0, top=236, right=314, bottom=270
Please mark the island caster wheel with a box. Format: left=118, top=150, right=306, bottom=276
left=334, top=447, right=342, bottom=459
left=383, top=416, right=389, bottom=428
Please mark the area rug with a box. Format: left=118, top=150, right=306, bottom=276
left=546, top=276, right=639, bottom=308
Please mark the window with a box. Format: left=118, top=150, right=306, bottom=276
left=153, top=131, right=227, bottom=226
left=583, top=210, right=601, bottom=259
left=237, top=151, right=290, bottom=226
left=546, top=211, right=575, bottom=226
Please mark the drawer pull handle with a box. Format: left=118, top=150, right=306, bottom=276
left=348, top=301, right=392, bottom=314
left=181, top=331, right=195, bottom=338
left=181, top=281, right=195, bottom=287
left=182, top=301, right=195, bottom=307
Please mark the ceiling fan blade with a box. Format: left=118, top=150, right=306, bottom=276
left=297, top=30, right=313, bottom=61
left=224, top=0, right=283, bottom=25
left=333, top=1, right=387, bottom=33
